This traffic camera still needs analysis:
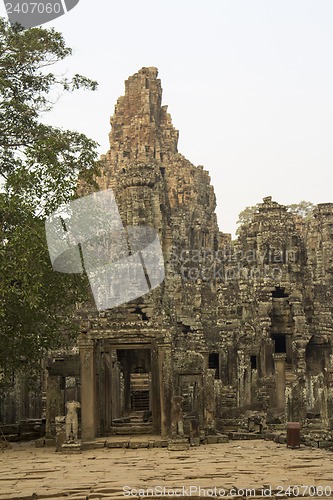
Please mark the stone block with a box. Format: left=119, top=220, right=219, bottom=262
left=217, top=434, right=229, bottom=443
left=153, top=439, right=168, bottom=448
left=168, top=438, right=190, bottom=451
left=106, top=441, right=129, bottom=448
left=205, top=435, right=219, bottom=444
left=44, top=437, right=56, bottom=447
left=82, top=440, right=106, bottom=450
left=129, top=441, right=149, bottom=449
left=61, top=442, right=82, bottom=454
left=35, top=437, right=45, bottom=447
left=190, top=437, right=200, bottom=447
left=55, top=416, right=66, bottom=452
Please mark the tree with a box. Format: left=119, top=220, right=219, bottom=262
left=236, top=200, right=315, bottom=234
left=236, top=204, right=261, bottom=227
left=287, top=200, right=315, bottom=220
left=0, top=19, right=99, bottom=375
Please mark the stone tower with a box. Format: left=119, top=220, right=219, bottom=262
left=41, top=68, right=333, bottom=448
left=95, top=67, right=221, bottom=320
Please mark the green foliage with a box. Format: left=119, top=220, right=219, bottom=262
left=236, top=200, right=315, bottom=234
left=0, top=18, right=99, bottom=375
left=237, top=204, right=261, bottom=227
left=287, top=200, right=315, bottom=220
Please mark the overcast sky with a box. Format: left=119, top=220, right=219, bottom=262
left=2, top=0, right=333, bottom=236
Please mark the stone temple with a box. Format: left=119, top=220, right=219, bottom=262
left=2, top=67, right=333, bottom=448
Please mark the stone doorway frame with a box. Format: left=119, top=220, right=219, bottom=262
left=101, top=343, right=156, bottom=434
left=79, top=333, right=170, bottom=442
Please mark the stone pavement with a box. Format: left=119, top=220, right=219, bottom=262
left=0, top=440, right=333, bottom=500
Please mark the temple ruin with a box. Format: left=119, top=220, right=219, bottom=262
left=2, top=67, right=333, bottom=448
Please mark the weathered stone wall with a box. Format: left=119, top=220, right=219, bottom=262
left=4, top=67, right=332, bottom=442
left=75, top=67, right=333, bottom=440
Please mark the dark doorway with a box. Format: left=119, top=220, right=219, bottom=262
left=100, top=347, right=154, bottom=436
left=250, top=355, right=257, bottom=370
left=272, top=334, right=287, bottom=353
left=209, top=353, right=220, bottom=379
left=116, top=348, right=151, bottom=414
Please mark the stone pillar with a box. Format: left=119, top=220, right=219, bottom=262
left=171, top=395, right=184, bottom=438
left=261, top=338, right=275, bottom=377
left=274, top=353, right=286, bottom=410
left=202, top=351, right=209, bottom=370
left=55, top=416, right=66, bottom=452
left=110, top=353, right=121, bottom=422
left=294, top=339, right=309, bottom=422
left=244, top=367, right=252, bottom=406
left=151, top=342, right=161, bottom=434
left=204, top=369, right=216, bottom=434
left=79, top=335, right=96, bottom=442
left=123, top=366, right=131, bottom=414
left=157, top=337, right=173, bottom=438
left=45, top=373, right=63, bottom=437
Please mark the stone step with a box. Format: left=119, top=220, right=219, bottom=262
left=228, top=431, right=263, bottom=440
left=108, top=424, right=153, bottom=435
left=111, top=420, right=152, bottom=428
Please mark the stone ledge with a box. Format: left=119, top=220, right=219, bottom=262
left=228, top=431, right=263, bottom=440
left=106, top=440, right=128, bottom=448
left=82, top=440, right=106, bottom=450
left=129, top=441, right=149, bottom=449
left=61, top=442, right=82, bottom=454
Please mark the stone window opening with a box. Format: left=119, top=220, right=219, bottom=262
left=272, top=286, right=289, bottom=298
left=250, top=355, right=257, bottom=370
left=272, top=334, right=287, bottom=353
left=208, top=353, right=220, bottom=379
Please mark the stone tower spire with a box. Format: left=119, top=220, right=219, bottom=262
left=106, top=67, right=179, bottom=170
left=96, top=67, right=220, bottom=253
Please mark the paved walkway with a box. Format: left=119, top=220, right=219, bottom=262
left=0, top=440, right=333, bottom=499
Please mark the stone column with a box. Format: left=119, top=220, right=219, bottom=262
left=79, top=335, right=96, bottom=442
left=261, top=338, right=275, bottom=377
left=294, top=339, right=309, bottom=422
left=157, top=336, right=173, bottom=438
left=203, top=369, right=216, bottom=434
left=274, top=353, right=286, bottom=410
left=202, top=351, right=209, bottom=370
left=244, top=367, right=252, bottom=406
left=123, top=366, right=131, bottom=414
left=151, top=342, right=161, bottom=434
left=45, top=373, right=63, bottom=437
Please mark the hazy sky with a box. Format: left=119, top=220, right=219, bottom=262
left=2, top=0, right=333, bottom=236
